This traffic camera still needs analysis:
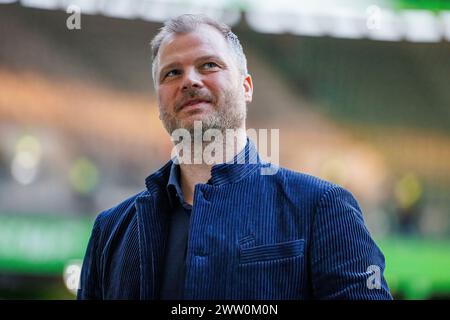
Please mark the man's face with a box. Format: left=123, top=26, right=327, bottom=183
left=155, top=25, right=253, bottom=135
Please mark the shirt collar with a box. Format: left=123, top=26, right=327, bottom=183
left=166, top=162, right=191, bottom=209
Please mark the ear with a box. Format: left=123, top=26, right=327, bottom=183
left=243, top=74, right=253, bottom=103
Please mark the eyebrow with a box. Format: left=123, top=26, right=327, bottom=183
left=159, top=55, right=227, bottom=80
left=194, top=55, right=226, bottom=65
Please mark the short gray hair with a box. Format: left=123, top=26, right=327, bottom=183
left=150, top=14, right=248, bottom=85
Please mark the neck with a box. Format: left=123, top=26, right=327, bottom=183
left=178, top=130, right=247, bottom=205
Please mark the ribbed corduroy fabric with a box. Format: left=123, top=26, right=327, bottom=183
left=77, top=139, right=392, bottom=300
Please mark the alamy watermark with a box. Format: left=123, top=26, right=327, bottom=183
left=366, top=264, right=382, bottom=290
left=170, top=121, right=279, bottom=175
left=366, top=5, right=382, bottom=31
left=66, top=5, right=81, bottom=30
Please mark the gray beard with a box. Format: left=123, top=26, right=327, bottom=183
left=159, top=89, right=247, bottom=136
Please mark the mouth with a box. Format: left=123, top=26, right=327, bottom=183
left=178, top=99, right=211, bottom=112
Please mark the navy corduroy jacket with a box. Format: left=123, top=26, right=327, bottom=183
left=77, top=140, right=392, bottom=300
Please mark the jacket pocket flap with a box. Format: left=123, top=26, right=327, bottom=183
left=239, top=239, right=305, bottom=264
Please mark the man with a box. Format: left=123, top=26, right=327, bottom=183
left=77, top=14, right=392, bottom=300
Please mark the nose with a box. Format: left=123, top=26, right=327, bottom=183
left=181, top=68, right=203, bottom=91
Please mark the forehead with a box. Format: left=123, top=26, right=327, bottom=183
left=158, top=25, right=232, bottom=67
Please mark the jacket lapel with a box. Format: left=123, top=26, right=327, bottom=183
left=136, top=192, right=169, bottom=299
left=136, top=160, right=172, bottom=299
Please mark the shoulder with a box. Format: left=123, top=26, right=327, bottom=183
left=271, top=166, right=338, bottom=197
left=263, top=166, right=359, bottom=210
left=277, top=167, right=335, bottom=190
left=90, top=160, right=172, bottom=236
left=93, top=190, right=149, bottom=233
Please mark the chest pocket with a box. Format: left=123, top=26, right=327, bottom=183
left=239, top=239, right=305, bottom=265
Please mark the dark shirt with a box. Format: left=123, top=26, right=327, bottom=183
left=160, top=162, right=192, bottom=300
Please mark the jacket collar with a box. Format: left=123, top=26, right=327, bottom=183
left=208, top=137, right=262, bottom=186
left=144, top=137, right=263, bottom=192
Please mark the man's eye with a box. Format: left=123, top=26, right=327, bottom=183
left=165, top=69, right=180, bottom=78
left=202, top=62, right=219, bottom=69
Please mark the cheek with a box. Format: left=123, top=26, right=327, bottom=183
left=157, top=88, right=175, bottom=110
left=205, top=75, right=239, bottom=98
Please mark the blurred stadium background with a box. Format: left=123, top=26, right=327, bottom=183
left=0, top=0, right=449, bottom=299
